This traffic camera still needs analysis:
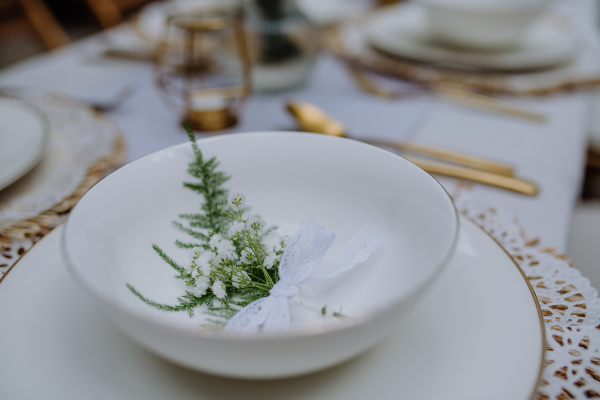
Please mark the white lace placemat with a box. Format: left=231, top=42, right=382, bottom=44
left=451, top=190, right=600, bottom=399
left=2, top=183, right=599, bottom=398
left=0, top=90, right=120, bottom=230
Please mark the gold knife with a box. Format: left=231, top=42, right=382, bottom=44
left=365, top=139, right=514, bottom=176
left=401, top=155, right=537, bottom=195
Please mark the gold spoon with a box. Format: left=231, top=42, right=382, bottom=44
left=285, top=101, right=513, bottom=175
left=286, top=101, right=538, bottom=196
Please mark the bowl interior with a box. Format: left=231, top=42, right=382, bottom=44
left=64, top=133, right=457, bottom=334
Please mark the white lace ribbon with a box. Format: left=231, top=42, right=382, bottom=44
left=224, top=222, right=383, bottom=335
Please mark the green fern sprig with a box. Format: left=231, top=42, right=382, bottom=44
left=127, top=124, right=283, bottom=326
left=182, top=126, right=231, bottom=236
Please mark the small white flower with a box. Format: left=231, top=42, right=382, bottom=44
left=245, top=216, right=264, bottom=232
left=274, top=235, right=288, bottom=252
left=196, top=275, right=210, bottom=289
left=209, top=234, right=223, bottom=249
left=228, top=221, right=246, bottom=237
left=222, top=251, right=238, bottom=262
left=197, top=252, right=213, bottom=276
left=217, top=239, right=237, bottom=259
left=201, top=264, right=212, bottom=276
left=240, top=249, right=253, bottom=264
left=217, top=238, right=234, bottom=252
left=191, top=269, right=200, bottom=278
left=227, top=192, right=246, bottom=207
left=232, top=271, right=250, bottom=288
left=192, top=276, right=211, bottom=297
left=187, top=246, right=201, bottom=261
left=212, top=279, right=226, bottom=299
left=212, top=253, right=226, bottom=267
left=263, top=252, right=280, bottom=269
left=185, top=246, right=203, bottom=271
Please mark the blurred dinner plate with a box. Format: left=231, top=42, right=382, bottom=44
left=367, top=4, right=579, bottom=71
left=0, top=97, right=49, bottom=191
left=0, top=215, right=544, bottom=399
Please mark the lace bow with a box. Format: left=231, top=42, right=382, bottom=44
left=224, top=222, right=383, bottom=335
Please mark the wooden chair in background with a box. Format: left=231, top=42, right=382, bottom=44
left=84, top=0, right=154, bottom=29
left=0, top=0, right=69, bottom=50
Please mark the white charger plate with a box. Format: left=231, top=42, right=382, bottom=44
left=0, top=97, right=48, bottom=191
left=0, top=215, right=544, bottom=400
left=367, top=4, right=579, bottom=71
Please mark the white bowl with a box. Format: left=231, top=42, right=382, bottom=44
left=418, top=0, right=549, bottom=51
left=62, top=132, right=458, bottom=379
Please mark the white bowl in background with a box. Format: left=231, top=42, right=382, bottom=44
left=62, top=132, right=458, bottom=379
left=367, top=3, right=578, bottom=71
left=417, top=0, right=549, bottom=51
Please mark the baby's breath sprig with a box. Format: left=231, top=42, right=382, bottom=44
left=128, top=125, right=286, bottom=326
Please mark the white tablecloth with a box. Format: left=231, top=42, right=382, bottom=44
left=2, top=2, right=600, bottom=398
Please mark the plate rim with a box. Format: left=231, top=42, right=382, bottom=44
left=0, top=96, right=50, bottom=192
left=469, top=217, right=545, bottom=400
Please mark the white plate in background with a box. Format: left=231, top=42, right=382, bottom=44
left=0, top=97, right=49, bottom=191
left=367, top=4, right=579, bottom=71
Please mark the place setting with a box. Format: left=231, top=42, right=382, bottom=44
left=1, top=126, right=544, bottom=399
left=367, top=1, right=578, bottom=71
left=1, top=0, right=600, bottom=399
left=326, top=0, right=600, bottom=95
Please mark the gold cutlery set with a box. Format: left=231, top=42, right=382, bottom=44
left=286, top=101, right=538, bottom=196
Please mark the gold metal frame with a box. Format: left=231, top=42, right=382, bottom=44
left=154, top=8, right=252, bottom=132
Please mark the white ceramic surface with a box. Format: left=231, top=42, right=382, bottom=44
left=417, top=0, right=548, bottom=50
left=62, top=132, right=458, bottom=378
left=367, top=4, right=579, bottom=71
left=0, top=97, right=48, bottom=191
left=0, top=216, right=544, bottom=399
